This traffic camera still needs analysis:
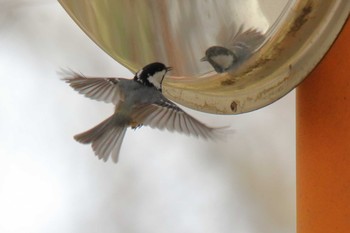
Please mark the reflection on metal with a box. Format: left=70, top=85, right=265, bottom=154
left=58, top=0, right=349, bottom=114
left=200, top=26, right=267, bottom=74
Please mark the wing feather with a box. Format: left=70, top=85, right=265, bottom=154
left=132, top=100, right=225, bottom=140
left=62, top=71, right=122, bottom=104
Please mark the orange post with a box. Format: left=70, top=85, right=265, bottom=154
left=296, top=19, right=350, bottom=233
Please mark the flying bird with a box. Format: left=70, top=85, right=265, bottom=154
left=63, top=62, right=224, bottom=163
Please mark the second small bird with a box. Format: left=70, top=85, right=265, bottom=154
left=201, top=27, right=265, bottom=73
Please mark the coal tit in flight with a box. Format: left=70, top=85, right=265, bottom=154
left=63, top=62, right=223, bottom=163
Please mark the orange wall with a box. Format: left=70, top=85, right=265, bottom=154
left=296, top=19, right=350, bottom=233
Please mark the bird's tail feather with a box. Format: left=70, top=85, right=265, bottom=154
left=74, top=115, right=127, bottom=163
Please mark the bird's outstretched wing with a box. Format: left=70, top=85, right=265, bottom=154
left=61, top=71, right=122, bottom=105
left=227, top=25, right=265, bottom=55
left=131, top=99, right=226, bottom=140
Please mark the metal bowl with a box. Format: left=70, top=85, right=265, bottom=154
left=58, top=0, right=349, bottom=114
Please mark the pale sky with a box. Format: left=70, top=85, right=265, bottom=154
left=0, top=1, right=295, bottom=233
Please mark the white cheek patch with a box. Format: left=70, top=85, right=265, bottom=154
left=136, top=69, right=143, bottom=80
left=211, top=54, right=234, bottom=69
left=148, top=70, right=166, bottom=89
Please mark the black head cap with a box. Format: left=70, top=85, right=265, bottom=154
left=134, top=62, right=172, bottom=89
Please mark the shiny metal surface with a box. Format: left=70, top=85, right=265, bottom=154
left=58, top=0, right=349, bottom=114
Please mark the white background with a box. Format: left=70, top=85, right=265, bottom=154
left=0, top=1, right=295, bottom=233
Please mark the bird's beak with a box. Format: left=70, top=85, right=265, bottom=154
left=166, top=66, right=173, bottom=72
left=200, top=56, right=207, bottom=62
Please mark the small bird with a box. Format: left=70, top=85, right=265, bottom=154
left=63, top=62, right=223, bottom=163
left=201, top=26, right=265, bottom=73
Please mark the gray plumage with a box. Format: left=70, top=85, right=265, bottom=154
left=201, top=26, right=265, bottom=73
left=62, top=63, right=223, bottom=163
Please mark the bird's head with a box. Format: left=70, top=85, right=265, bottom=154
left=201, top=46, right=237, bottom=73
left=134, top=62, right=172, bottom=91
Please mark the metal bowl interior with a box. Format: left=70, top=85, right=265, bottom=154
left=58, top=0, right=349, bottom=114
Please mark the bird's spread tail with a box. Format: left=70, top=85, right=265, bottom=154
left=74, top=115, right=127, bottom=163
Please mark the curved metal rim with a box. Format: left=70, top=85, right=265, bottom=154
left=163, top=0, right=350, bottom=114
left=58, top=0, right=350, bottom=115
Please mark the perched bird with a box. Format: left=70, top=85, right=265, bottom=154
left=201, top=26, right=265, bottom=73
left=63, top=62, right=223, bottom=163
